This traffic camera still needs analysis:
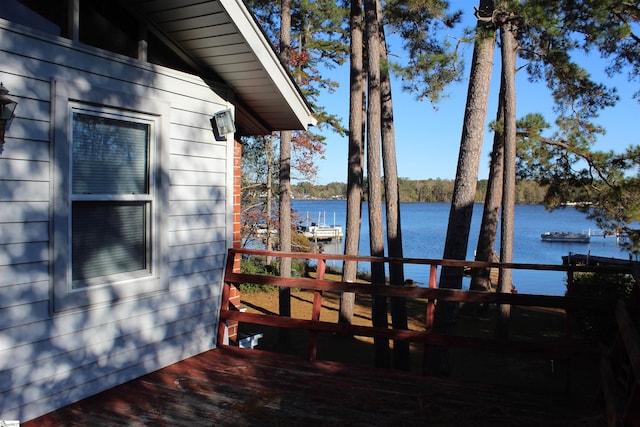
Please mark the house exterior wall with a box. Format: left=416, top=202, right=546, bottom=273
left=0, top=21, right=232, bottom=422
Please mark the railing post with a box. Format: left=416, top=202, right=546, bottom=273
left=217, top=281, right=230, bottom=347
left=308, top=258, right=326, bottom=361
left=423, top=264, right=438, bottom=375
left=217, top=250, right=238, bottom=348
left=426, top=264, right=437, bottom=332
left=564, top=269, right=575, bottom=393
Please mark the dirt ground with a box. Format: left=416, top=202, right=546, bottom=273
left=238, top=288, right=601, bottom=398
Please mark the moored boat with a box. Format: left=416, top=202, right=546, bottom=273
left=541, top=231, right=590, bottom=243
left=255, top=223, right=277, bottom=237
left=299, top=211, right=343, bottom=241
left=300, top=223, right=344, bottom=241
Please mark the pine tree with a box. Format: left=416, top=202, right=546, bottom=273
left=340, top=0, right=365, bottom=326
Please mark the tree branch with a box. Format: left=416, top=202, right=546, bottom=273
left=519, top=131, right=615, bottom=188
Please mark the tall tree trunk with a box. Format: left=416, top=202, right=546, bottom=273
left=432, top=0, right=496, bottom=375
left=471, top=77, right=505, bottom=294
left=497, top=16, right=518, bottom=339
left=378, top=0, right=410, bottom=371
left=340, top=0, right=365, bottom=326
left=364, top=0, right=390, bottom=369
left=440, top=0, right=496, bottom=289
left=265, top=137, right=274, bottom=264
left=278, top=0, right=292, bottom=348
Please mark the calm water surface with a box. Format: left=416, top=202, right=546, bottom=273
left=290, top=200, right=631, bottom=296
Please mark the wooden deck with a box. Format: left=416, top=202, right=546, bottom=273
left=25, top=346, right=605, bottom=426
left=27, top=247, right=636, bottom=426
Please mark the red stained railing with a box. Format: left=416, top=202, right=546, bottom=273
left=218, top=247, right=636, bottom=391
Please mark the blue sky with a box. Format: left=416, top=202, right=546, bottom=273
left=309, top=5, right=638, bottom=185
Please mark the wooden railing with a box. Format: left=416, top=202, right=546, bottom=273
left=217, top=248, right=636, bottom=388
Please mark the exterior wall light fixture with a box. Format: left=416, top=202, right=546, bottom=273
left=0, top=83, right=18, bottom=145
left=211, top=109, right=235, bottom=141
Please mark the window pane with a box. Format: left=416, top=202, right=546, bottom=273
left=72, top=113, right=149, bottom=195
left=79, top=0, right=138, bottom=58
left=0, top=0, right=68, bottom=37
left=72, top=202, right=149, bottom=286
left=148, top=31, right=197, bottom=74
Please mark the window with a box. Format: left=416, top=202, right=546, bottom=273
left=79, top=0, right=138, bottom=58
left=147, top=31, right=198, bottom=75
left=71, top=111, right=153, bottom=288
left=1, top=0, right=199, bottom=75
left=0, top=0, right=68, bottom=36
left=53, top=80, right=169, bottom=311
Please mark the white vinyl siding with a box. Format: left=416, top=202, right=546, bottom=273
left=0, top=19, right=231, bottom=422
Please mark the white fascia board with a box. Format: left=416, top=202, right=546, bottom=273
left=218, top=0, right=317, bottom=130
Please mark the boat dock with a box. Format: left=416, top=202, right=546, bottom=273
left=299, top=211, right=343, bottom=241
left=562, top=252, right=640, bottom=268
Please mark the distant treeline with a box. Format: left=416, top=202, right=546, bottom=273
left=293, top=178, right=547, bottom=204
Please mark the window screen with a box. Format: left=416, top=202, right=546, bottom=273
left=71, top=111, right=152, bottom=287
left=72, top=202, right=149, bottom=282
left=72, top=113, right=149, bottom=195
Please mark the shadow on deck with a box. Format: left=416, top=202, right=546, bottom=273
left=25, top=346, right=604, bottom=426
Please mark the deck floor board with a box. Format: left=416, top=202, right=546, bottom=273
left=25, top=346, right=605, bottom=426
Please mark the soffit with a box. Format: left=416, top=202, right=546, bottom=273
left=128, top=0, right=315, bottom=135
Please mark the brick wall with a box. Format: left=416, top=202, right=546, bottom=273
left=227, top=139, right=242, bottom=343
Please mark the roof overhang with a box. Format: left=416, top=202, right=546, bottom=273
left=129, top=0, right=316, bottom=135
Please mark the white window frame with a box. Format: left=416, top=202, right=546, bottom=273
left=52, top=79, right=169, bottom=312
left=70, top=107, right=155, bottom=287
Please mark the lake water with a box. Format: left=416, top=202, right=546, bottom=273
left=290, top=199, right=631, bottom=296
